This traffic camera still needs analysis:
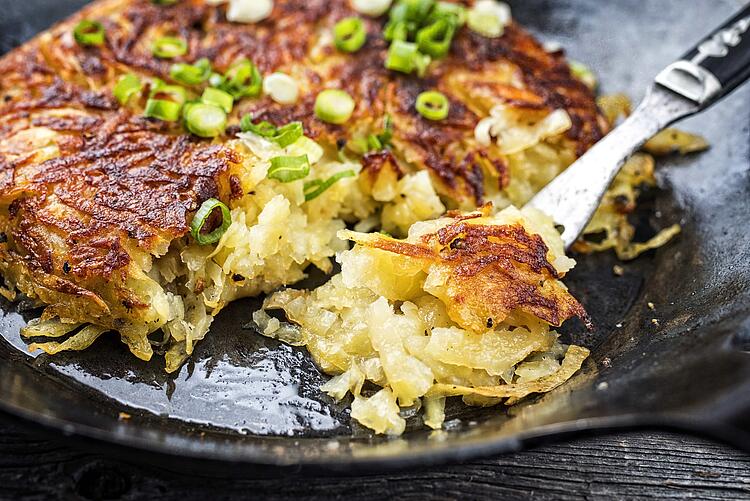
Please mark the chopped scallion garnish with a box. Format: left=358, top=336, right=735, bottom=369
left=201, top=87, right=234, bottom=113
left=184, top=103, right=227, bottom=138
left=219, top=59, right=262, bottom=99
left=314, top=89, right=356, bottom=125
left=190, top=198, right=231, bottom=245
left=73, top=20, right=106, bottom=47
left=113, top=73, right=142, bottom=105
left=304, top=170, right=357, bottom=201
left=383, top=19, right=409, bottom=42
left=416, top=17, right=455, bottom=58
left=149, top=81, right=187, bottom=105
left=240, top=118, right=304, bottom=148
left=351, top=0, right=393, bottom=17
left=415, top=90, right=449, bottom=120
left=385, top=40, right=431, bottom=75
left=466, top=1, right=511, bottom=39
left=170, top=58, right=211, bottom=85
left=334, top=17, right=367, bottom=53
left=262, top=72, right=299, bottom=105
left=151, top=36, right=188, bottom=59
left=144, top=98, right=182, bottom=122
left=427, top=2, right=466, bottom=26
left=267, top=155, right=311, bottom=183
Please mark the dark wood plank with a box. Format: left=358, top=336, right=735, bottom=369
left=1, top=421, right=749, bottom=501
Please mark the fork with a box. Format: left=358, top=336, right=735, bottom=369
left=526, top=4, right=750, bottom=249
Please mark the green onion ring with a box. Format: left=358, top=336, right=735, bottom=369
left=416, top=17, right=455, bottom=58
left=415, top=90, right=450, bottom=120
left=201, top=87, right=234, bottom=113
left=402, top=0, right=435, bottom=22
left=240, top=118, right=304, bottom=148
left=304, top=170, right=357, bottom=201
left=151, top=36, right=188, bottom=59
left=270, top=122, right=304, bottom=148
left=153, top=0, right=179, bottom=4
left=220, top=59, right=263, bottom=99
left=385, top=40, right=431, bottom=76
left=314, top=89, right=356, bottom=125
left=73, top=20, right=106, bottom=47
left=144, top=98, right=182, bottom=122
left=427, top=2, right=466, bottom=26
left=383, top=19, right=409, bottom=42
left=184, top=103, right=227, bottom=138
left=241, top=116, right=278, bottom=136
left=113, top=73, right=142, bottom=105
left=170, top=58, right=211, bottom=85
left=190, top=198, right=232, bottom=245
left=149, top=82, right=187, bottom=105
left=267, top=155, right=311, bottom=183
left=334, top=17, right=367, bottom=53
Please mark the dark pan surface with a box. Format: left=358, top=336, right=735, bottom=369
left=1, top=0, right=749, bottom=470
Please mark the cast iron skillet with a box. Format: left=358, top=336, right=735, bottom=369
left=1, top=0, right=749, bottom=472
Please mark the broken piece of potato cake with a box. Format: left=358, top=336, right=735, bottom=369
left=259, top=205, right=591, bottom=434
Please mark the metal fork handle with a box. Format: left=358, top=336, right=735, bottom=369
left=526, top=86, right=698, bottom=248
left=526, top=3, right=750, bottom=249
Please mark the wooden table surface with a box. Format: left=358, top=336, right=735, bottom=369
left=2, top=419, right=749, bottom=500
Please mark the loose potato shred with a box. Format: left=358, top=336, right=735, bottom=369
left=427, top=345, right=590, bottom=402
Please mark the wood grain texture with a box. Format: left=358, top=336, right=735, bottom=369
left=1, top=422, right=749, bottom=501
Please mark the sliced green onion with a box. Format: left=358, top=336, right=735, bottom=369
left=385, top=40, right=431, bottom=76
left=153, top=0, right=179, bottom=4
left=151, top=36, right=188, bottom=59
left=144, top=98, right=182, bottom=122
left=240, top=116, right=277, bottom=136
left=240, top=118, right=304, bottom=148
left=220, top=59, right=262, bottom=99
left=427, top=2, right=466, bottom=26
left=467, top=1, right=511, bottom=39
left=208, top=72, right=226, bottom=88
left=399, top=0, right=435, bottom=23
left=73, top=20, right=105, bottom=47
left=416, top=17, right=456, bottom=58
left=351, top=0, right=393, bottom=17
left=314, top=89, right=356, bottom=125
left=304, top=170, right=357, bottom=201
left=184, top=103, right=227, bottom=138
left=270, top=122, right=304, bottom=148
left=267, top=155, right=310, bottom=183
left=415, top=90, right=449, bottom=120
left=149, top=82, right=187, bottom=105
left=113, top=73, right=142, bottom=105
left=367, top=134, right=382, bottom=151
left=170, top=58, right=211, bottom=85
left=262, top=72, right=299, bottom=105
left=334, top=17, right=367, bottom=53
left=191, top=198, right=231, bottom=245
left=383, top=19, right=409, bottom=42
left=181, top=99, right=200, bottom=121
left=201, top=87, right=234, bottom=113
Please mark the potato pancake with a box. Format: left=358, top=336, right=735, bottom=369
left=0, top=0, right=684, bottom=434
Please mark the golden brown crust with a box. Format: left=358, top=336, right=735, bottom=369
left=12, top=0, right=603, bottom=205
left=0, top=0, right=601, bottom=327
left=353, top=218, right=591, bottom=332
